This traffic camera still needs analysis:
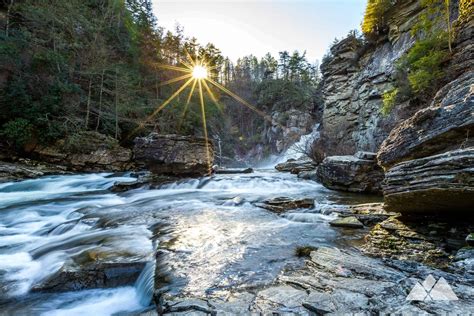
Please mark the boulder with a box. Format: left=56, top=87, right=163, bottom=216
left=316, top=151, right=384, bottom=194
left=329, top=216, right=364, bottom=229
left=32, top=261, right=147, bottom=292
left=256, top=197, right=314, bottom=214
left=297, top=169, right=318, bottom=181
left=377, top=71, right=474, bottom=169
left=34, top=131, right=133, bottom=172
left=133, top=133, right=214, bottom=176
left=383, top=148, right=474, bottom=213
left=275, top=159, right=316, bottom=174
left=0, top=160, right=68, bottom=182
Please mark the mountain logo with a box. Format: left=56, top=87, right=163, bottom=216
left=406, top=275, right=459, bottom=301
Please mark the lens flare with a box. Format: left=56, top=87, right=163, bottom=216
left=192, top=65, right=208, bottom=79
left=129, top=56, right=285, bottom=175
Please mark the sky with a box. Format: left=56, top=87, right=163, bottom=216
left=153, top=0, right=367, bottom=63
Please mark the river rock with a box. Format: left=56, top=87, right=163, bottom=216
left=0, top=160, right=68, bottom=182
left=133, top=133, right=214, bottom=177
left=377, top=71, right=474, bottom=169
left=34, top=131, right=133, bottom=172
left=275, top=158, right=316, bottom=174
left=297, top=169, right=318, bottom=180
left=330, top=216, right=364, bottom=228
left=256, top=197, right=314, bottom=214
left=32, top=261, right=147, bottom=292
left=383, top=148, right=474, bottom=213
left=466, top=233, right=474, bottom=246
left=316, top=152, right=384, bottom=193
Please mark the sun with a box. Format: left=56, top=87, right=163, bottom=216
left=131, top=54, right=283, bottom=174
left=192, top=65, right=208, bottom=79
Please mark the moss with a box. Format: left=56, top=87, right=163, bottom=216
left=295, top=246, right=318, bottom=257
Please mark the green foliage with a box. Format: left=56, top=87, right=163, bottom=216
left=381, top=88, right=398, bottom=116
left=459, top=0, right=474, bottom=22
left=362, top=0, right=394, bottom=38
left=386, top=0, right=451, bottom=110
left=1, top=119, right=34, bottom=149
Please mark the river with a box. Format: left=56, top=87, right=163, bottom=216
left=0, top=170, right=381, bottom=315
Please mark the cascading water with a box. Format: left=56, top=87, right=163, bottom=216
left=277, top=123, right=320, bottom=163
left=134, top=260, right=156, bottom=306
left=0, top=169, right=372, bottom=315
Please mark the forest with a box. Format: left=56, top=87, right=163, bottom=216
left=0, top=0, right=320, bottom=159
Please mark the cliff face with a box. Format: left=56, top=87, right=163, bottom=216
left=313, top=0, right=424, bottom=160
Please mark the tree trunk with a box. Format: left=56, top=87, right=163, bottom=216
left=95, top=70, right=105, bottom=131
left=445, top=0, right=452, bottom=53
left=85, top=77, right=92, bottom=128
left=114, top=69, right=119, bottom=139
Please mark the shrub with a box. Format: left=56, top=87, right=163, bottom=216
left=381, top=88, right=399, bottom=116
left=1, top=118, right=34, bottom=149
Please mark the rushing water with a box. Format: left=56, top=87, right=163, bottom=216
left=0, top=170, right=377, bottom=315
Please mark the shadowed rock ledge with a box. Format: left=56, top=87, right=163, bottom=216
left=383, top=148, right=474, bottom=213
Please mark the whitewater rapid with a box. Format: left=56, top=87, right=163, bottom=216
left=0, top=170, right=371, bottom=315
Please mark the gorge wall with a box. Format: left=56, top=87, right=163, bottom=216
left=313, top=0, right=433, bottom=159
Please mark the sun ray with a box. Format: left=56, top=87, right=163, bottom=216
left=128, top=77, right=195, bottom=138
left=206, top=78, right=283, bottom=128
left=179, top=58, right=194, bottom=71
left=154, top=63, right=192, bottom=73
left=158, top=73, right=193, bottom=87
left=198, top=79, right=212, bottom=175
left=178, top=79, right=198, bottom=131
left=183, top=48, right=196, bottom=67
left=202, top=79, right=223, bottom=113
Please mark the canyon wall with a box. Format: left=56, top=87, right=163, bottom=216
left=313, top=0, right=427, bottom=159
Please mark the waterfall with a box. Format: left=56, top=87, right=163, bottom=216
left=277, top=124, right=320, bottom=164
left=134, top=260, right=156, bottom=306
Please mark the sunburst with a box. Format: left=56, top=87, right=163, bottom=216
left=130, top=53, right=281, bottom=175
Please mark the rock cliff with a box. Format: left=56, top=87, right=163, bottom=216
left=313, top=0, right=424, bottom=160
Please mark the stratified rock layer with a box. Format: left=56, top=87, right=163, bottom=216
left=383, top=148, right=474, bottom=213
left=133, top=133, right=214, bottom=176
left=378, top=71, right=474, bottom=169
left=34, top=131, right=133, bottom=171
left=317, top=152, right=384, bottom=193
left=312, top=0, right=423, bottom=160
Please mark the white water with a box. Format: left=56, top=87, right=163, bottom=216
left=0, top=170, right=372, bottom=314
left=258, top=124, right=320, bottom=168
left=278, top=123, right=320, bottom=163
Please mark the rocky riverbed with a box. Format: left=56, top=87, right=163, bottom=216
left=0, top=169, right=472, bottom=315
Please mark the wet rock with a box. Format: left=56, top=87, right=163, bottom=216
left=377, top=71, right=474, bottom=169
left=466, top=233, right=474, bottom=246
left=297, top=169, right=318, bottom=180
left=34, top=131, right=133, bottom=172
left=383, top=148, right=474, bottom=213
left=275, top=158, right=316, bottom=174
left=111, top=172, right=179, bottom=192
left=32, top=261, right=147, bottom=292
left=330, top=216, right=364, bottom=228
left=214, top=167, right=253, bottom=174
left=165, top=299, right=212, bottom=314
left=316, top=152, right=384, bottom=193
left=0, top=160, right=68, bottom=182
left=256, top=197, right=314, bottom=214
left=134, top=133, right=213, bottom=177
